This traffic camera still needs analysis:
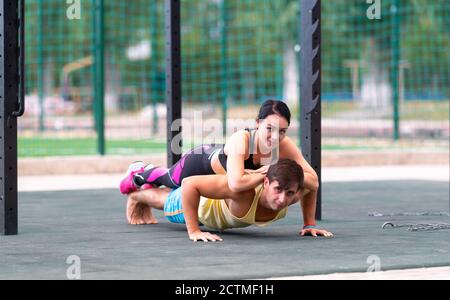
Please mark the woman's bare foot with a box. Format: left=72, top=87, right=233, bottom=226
left=126, top=196, right=158, bottom=225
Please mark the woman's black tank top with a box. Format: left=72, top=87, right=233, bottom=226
left=218, top=128, right=260, bottom=171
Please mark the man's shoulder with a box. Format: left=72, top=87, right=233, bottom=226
left=229, top=186, right=257, bottom=204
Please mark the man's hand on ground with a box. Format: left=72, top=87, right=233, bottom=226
left=188, top=230, right=223, bottom=243
left=300, top=228, right=334, bottom=238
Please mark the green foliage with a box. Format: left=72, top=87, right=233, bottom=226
left=21, top=0, right=449, bottom=157
left=25, top=0, right=449, bottom=101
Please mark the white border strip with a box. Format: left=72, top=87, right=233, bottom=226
left=323, top=165, right=449, bottom=182
left=18, top=166, right=449, bottom=192
left=264, top=266, right=450, bottom=280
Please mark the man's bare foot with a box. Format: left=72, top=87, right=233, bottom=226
left=126, top=197, right=158, bottom=225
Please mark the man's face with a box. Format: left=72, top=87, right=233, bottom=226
left=262, top=178, right=299, bottom=211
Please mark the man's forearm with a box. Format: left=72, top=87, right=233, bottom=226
left=302, top=172, right=319, bottom=225
left=181, top=185, right=201, bottom=234
left=301, top=189, right=317, bottom=226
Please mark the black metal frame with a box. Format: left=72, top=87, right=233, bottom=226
left=1, top=0, right=24, bottom=235
left=1, top=0, right=322, bottom=235
left=93, top=0, right=105, bottom=155
left=165, top=0, right=182, bottom=167
left=300, top=0, right=322, bottom=220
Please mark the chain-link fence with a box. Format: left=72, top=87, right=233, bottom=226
left=21, top=0, right=449, bottom=157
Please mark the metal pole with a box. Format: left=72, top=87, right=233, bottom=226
left=390, top=0, right=400, bottom=141
left=38, top=0, right=45, bottom=132
left=220, top=0, right=228, bottom=138
left=150, top=0, right=159, bottom=136
left=93, top=0, right=105, bottom=155
left=300, top=0, right=322, bottom=220
left=165, top=0, right=182, bottom=167
left=1, top=0, right=23, bottom=235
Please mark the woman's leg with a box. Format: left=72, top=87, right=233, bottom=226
left=135, top=144, right=220, bottom=189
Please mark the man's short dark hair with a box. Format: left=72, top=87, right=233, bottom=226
left=267, top=159, right=304, bottom=191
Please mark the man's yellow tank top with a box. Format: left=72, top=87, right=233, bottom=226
left=197, top=184, right=288, bottom=230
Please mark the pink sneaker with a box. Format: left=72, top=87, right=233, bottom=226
left=119, top=161, right=145, bottom=195
left=135, top=164, right=156, bottom=190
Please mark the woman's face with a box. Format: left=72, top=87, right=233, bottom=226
left=257, top=114, right=289, bottom=151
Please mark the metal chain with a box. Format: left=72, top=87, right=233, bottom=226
left=370, top=212, right=450, bottom=231
left=382, top=222, right=450, bottom=232
left=369, top=212, right=450, bottom=217
left=408, top=223, right=450, bottom=232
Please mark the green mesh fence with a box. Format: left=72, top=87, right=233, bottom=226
left=321, top=0, right=449, bottom=148
left=23, top=0, right=96, bottom=156
left=20, top=0, right=449, bottom=157
left=180, top=0, right=298, bottom=149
